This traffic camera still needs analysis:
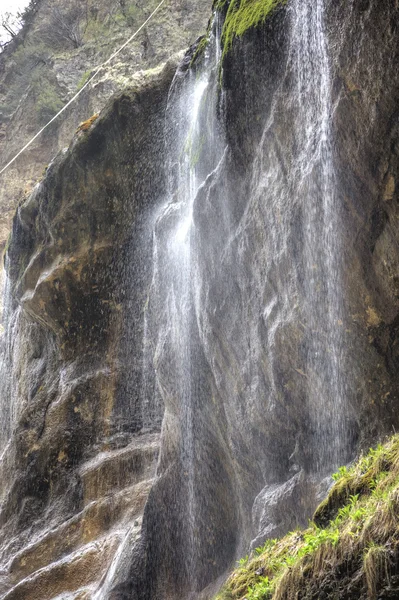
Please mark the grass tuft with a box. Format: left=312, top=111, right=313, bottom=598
left=364, top=543, right=390, bottom=598
left=215, top=435, right=399, bottom=600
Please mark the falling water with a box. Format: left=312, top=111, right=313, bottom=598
left=141, top=285, right=163, bottom=432
left=140, top=0, right=350, bottom=591
left=290, top=0, right=347, bottom=470
left=144, top=14, right=226, bottom=591
left=0, top=262, right=19, bottom=453
left=102, top=1, right=351, bottom=595
left=2, top=0, right=395, bottom=597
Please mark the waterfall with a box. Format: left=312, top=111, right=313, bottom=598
left=290, top=0, right=347, bottom=470
left=0, top=262, right=19, bottom=453
left=101, top=16, right=229, bottom=599
left=137, top=0, right=352, bottom=592
left=236, top=0, right=350, bottom=480
left=93, top=0, right=357, bottom=595
left=146, top=15, right=226, bottom=587
left=2, top=0, right=398, bottom=597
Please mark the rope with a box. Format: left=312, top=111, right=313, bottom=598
left=0, top=0, right=167, bottom=177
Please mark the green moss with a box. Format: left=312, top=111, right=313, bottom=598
left=217, top=0, right=286, bottom=59
left=190, top=6, right=217, bottom=68
left=191, top=33, right=211, bottom=67
left=215, top=435, right=399, bottom=600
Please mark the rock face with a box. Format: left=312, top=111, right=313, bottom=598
left=0, top=59, right=179, bottom=599
left=117, top=1, right=399, bottom=598
left=0, top=0, right=398, bottom=599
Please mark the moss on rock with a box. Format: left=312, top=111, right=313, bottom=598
left=217, top=0, right=286, bottom=58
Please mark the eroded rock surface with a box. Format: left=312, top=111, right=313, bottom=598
left=0, top=59, right=178, bottom=599
left=117, top=1, right=399, bottom=599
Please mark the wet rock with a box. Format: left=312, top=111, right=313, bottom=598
left=0, top=0, right=213, bottom=266
left=0, top=59, right=178, bottom=599
left=122, top=1, right=399, bottom=598
left=250, top=473, right=332, bottom=551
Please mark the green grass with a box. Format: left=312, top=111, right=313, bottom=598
left=215, top=436, right=399, bottom=599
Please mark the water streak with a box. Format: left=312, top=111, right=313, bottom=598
left=144, top=14, right=225, bottom=589
left=290, top=0, right=347, bottom=470
left=0, top=264, right=20, bottom=452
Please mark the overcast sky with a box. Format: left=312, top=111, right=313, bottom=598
left=0, top=0, right=30, bottom=15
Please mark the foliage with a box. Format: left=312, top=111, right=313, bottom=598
left=0, top=12, right=20, bottom=43
left=0, top=40, right=56, bottom=121
left=247, top=575, right=272, bottom=599
left=331, top=464, right=349, bottom=481
left=237, top=554, right=249, bottom=566
left=30, top=70, right=64, bottom=124
left=35, top=86, right=63, bottom=123
left=0, top=0, right=163, bottom=131
left=0, top=0, right=40, bottom=48
left=42, top=1, right=89, bottom=49
left=215, top=435, right=399, bottom=600
left=18, top=0, right=41, bottom=33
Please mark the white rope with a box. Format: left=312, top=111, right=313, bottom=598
left=0, top=0, right=167, bottom=176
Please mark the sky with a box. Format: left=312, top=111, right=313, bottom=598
left=0, top=0, right=30, bottom=14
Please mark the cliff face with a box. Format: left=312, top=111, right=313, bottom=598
left=0, top=0, right=398, bottom=599
left=121, top=1, right=399, bottom=598
left=0, top=59, right=178, bottom=599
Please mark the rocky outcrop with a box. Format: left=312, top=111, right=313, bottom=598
left=0, top=0, right=398, bottom=599
left=0, top=58, right=178, bottom=599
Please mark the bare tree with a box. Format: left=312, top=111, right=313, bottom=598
left=43, top=1, right=89, bottom=49
left=0, top=1, right=43, bottom=51
left=0, top=12, right=21, bottom=44
left=19, top=0, right=41, bottom=27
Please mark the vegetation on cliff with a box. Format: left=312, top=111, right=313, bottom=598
left=1, top=0, right=158, bottom=123
left=192, top=0, right=286, bottom=67
left=217, top=0, right=286, bottom=57
left=0, top=0, right=211, bottom=259
left=216, top=436, right=399, bottom=599
left=0, top=0, right=40, bottom=49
